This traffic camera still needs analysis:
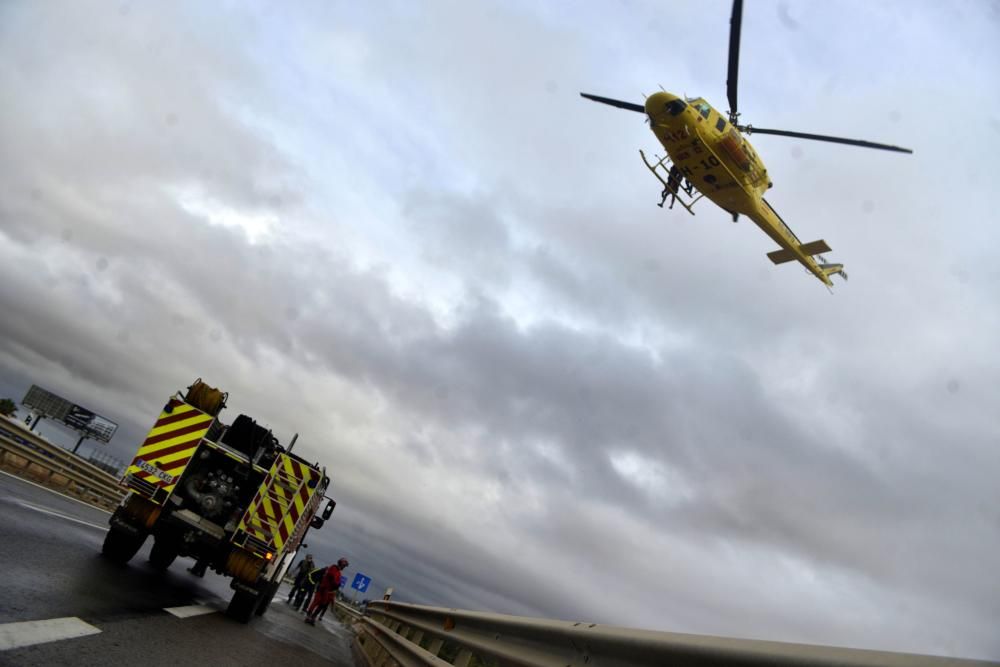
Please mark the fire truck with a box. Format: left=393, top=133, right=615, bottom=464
left=103, top=380, right=334, bottom=622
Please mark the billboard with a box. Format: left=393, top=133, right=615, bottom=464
left=22, top=385, right=118, bottom=444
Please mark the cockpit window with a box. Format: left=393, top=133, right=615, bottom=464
left=665, top=99, right=687, bottom=116
left=694, top=101, right=711, bottom=119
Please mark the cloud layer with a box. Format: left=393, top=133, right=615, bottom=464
left=1, top=0, right=998, bottom=659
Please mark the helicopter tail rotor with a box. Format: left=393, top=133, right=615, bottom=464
left=821, top=263, right=848, bottom=282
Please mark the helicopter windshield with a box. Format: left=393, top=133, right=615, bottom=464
left=665, top=99, right=687, bottom=116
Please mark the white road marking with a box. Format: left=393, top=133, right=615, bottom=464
left=0, top=617, right=101, bottom=651
left=164, top=604, right=217, bottom=618
left=0, top=469, right=113, bottom=514
left=4, top=497, right=108, bottom=531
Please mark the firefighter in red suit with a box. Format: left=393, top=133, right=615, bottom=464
left=305, top=557, right=348, bottom=625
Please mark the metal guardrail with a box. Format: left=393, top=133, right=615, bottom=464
left=335, top=600, right=363, bottom=621
left=357, top=600, right=995, bottom=667
left=0, top=416, right=124, bottom=510
left=356, top=616, right=454, bottom=667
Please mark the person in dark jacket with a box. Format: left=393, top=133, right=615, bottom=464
left=305, top=558, right=348, bottom=625
left=294, top=564, right=326, bottom=611
left=286, top=554, right=315, bottom=604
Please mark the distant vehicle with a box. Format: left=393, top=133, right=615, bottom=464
left=581, top=0, right=912, bottom=287
left=102, top=379, right=336, bottom=622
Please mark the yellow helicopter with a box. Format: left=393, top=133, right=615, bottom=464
left=581, top=0, right=912, bottom=287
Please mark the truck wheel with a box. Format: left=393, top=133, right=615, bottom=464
left=227, top=589, right=260, bottom=624
left=102, top=527, right=146, bottom=564
left=148, top=539, right=178, bottom=570
left=254, top=580, right=280, bottom=617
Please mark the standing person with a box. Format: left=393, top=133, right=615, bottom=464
left=286, top=554, right=314, bottom=604
left=294, top=564, right=326, bottom=611
left=304, top=558, right=348, bottom=625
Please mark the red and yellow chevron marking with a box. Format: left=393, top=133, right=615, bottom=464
left=237, top=453, right=321, bottom=555
left=123, top=398, right=214, bottom=502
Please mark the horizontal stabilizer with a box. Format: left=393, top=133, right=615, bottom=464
left=767, top=239, right=832, bottom=265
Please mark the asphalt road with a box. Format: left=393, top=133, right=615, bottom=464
left=0, top=471, right=354, bottom=666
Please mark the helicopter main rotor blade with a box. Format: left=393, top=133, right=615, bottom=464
left=739, top=126, right=913, bottom=154
left=580, top=93, right=645, bottom=113
left=726, top=0, right=743, bottom=119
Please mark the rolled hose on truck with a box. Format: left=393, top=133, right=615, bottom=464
left=183, top=378, right=227, bottom=417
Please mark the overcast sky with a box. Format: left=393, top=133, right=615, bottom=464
left=2, top=0, right=999, bottom=660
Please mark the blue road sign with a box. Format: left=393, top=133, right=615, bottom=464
left=339, top=574, right=348, bottom=588
left=351, top=572, right=371, bottom=593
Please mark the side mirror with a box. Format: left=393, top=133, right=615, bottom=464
left=322, top=499, right=336, bottom=520
left=310, top=516, right=325, bottom=529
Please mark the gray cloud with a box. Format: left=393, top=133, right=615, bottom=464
left=1, top=0, right=998, bottom=661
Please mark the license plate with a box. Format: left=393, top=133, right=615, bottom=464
left=136, top=459, right=174, bottom=484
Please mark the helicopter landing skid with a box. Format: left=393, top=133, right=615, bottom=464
left=640, top=149, right=704, bottom=216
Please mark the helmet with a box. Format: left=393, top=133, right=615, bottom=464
left=337, top=557, right=349, bottom=569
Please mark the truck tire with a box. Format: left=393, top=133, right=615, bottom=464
left=102, top=527, right=146, bottom=564
left=254, top=580, right=281, bottom=617
left=148, top=538, right=178, bottom=570
left=227, top=589, right=261, bottom=624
